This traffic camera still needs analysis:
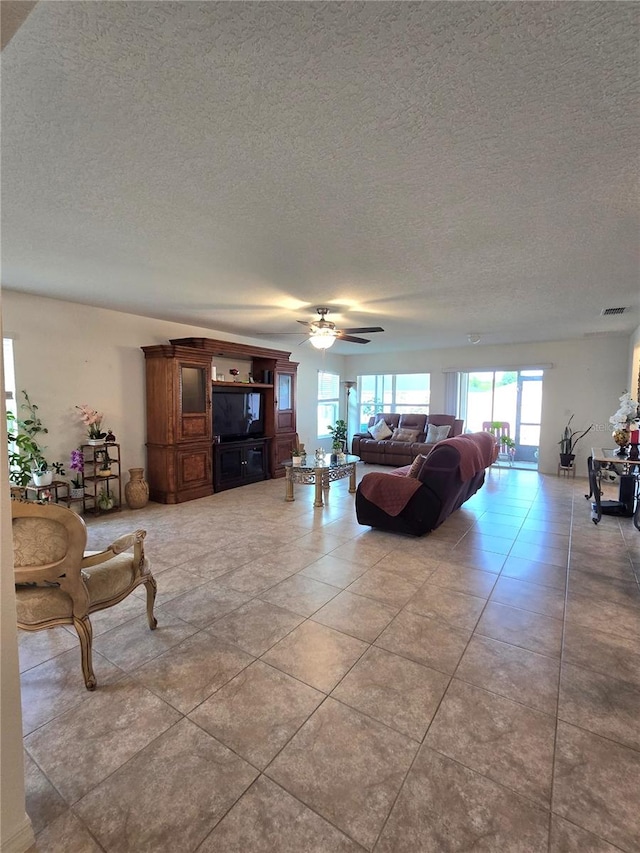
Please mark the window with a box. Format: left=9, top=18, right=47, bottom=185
left=4, top=338, right=18, bottom=481
left=357, top=374, right=430, bottom=431
left=3, top=337, right=17, bottom=420
left=317, top=371, right=340, bottom=438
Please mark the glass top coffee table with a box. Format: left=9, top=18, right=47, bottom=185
left=283, top=454, right=361, bottom=507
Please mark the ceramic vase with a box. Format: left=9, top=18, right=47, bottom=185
left=613, top=429, right=630, bottom=456
left=125, top=467, right=149, bottom=509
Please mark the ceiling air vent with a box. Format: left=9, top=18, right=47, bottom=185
left=600, top=307, right=627, bottom=316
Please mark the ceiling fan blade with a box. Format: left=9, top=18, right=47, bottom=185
left=341, top=326, right=384, bottom=334
left=337, top=334, right=371, bottom=344
left=296, top=319, right=313, bottom=326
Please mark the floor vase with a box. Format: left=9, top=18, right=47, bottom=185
left=125, top=468, right=149, bottom=509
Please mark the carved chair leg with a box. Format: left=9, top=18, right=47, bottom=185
left=145, top=576, right=158, bottom=630
left=73, top=614, right=97, bottom=690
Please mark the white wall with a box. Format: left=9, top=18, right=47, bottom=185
left=2, top=291, right=346, bottom=476
left=629, top=322, right=640, bottom=402
left=295, top=351, right=347, bottom=451
left=343, top=336, right=632, bottom=474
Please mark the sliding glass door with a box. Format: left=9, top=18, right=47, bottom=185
left=517, top=371, right=544, bottom=463
left=461, top=369, right=543, bottom=468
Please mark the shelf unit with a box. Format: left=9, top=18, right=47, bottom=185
left=24, top=480, right=72, bottom=505
left=211, top=380, right=272, bottom=389
left=175, top=338, right=299, bottom=481
left=81, top=442, right=122, bottom=514
left=142, top=338, right=298, bottom=503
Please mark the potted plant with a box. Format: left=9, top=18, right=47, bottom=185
left=327, top=419, right=348, bottom=462
left=559, top=415, right=593, bottom=467
left=291, top=447, right=303, bottom=467
left=31, top=458, right=66, bottom=487
left=76, top=404, right=107, bottom=444
left=68, top=448, right=85, bottom=499
left=487, top=421, right=516, bottom=460
left=96, top=489, right=114, bottom=511
left=95, top=449, right=112, bottom=476
left=609, top=391, right=640, bottom=455
left=6, top=391, right=65, bottom=487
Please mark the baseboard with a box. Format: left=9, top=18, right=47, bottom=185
left=1, top=814, right=35, bottom=853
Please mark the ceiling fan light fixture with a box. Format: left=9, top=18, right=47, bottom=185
left=309, top=328, right=337, bottom=349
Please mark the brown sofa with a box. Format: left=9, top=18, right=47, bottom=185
left=351, top=413, right=464, bottom=466
left=355, top=432, right=497, bottom=536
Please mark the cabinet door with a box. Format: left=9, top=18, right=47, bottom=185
left=275, top=370, right=296, bottom=432
left=176, top=445, right=212, bottom=493
left=215, top=444, right=244, bottom=490
left=272, top=434, right=296, bottom=478
left=178, top=362, right=211, bottom=443
left=245, top=443, right=267, bottom=479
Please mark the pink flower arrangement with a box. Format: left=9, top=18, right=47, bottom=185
left=76, top=404, right=106, bottom=440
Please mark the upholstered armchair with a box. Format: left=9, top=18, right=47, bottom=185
left=12, top=501, right=157, bottom=690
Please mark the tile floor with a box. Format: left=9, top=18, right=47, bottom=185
left=20, top=466, right=640, bottom=852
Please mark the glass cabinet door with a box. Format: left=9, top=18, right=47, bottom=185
left=278, top=373, right=292, bottom=411
left=245, top=444, right=266, bottom=478
left=178, top=362, right=211, bottom=441
left=181, top=367, right=206, bottom=413
left=276, top=370, right=295, bottom=431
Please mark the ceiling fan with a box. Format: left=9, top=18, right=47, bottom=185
left=298, top=307, right=384, bottom=349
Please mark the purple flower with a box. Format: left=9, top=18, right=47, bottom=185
left=69, top=448, right=85, bottom=488
left=70, top=449, right=84, bottom=473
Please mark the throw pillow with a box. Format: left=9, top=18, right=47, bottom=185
left=369, top=419, right=393, bottom=441
left=426, top=423, right=451, bottom=443
left=407, top=454, right=428, bottom=478
left=390, top=428, right=420, bottom=442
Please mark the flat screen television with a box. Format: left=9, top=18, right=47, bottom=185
left=212, top=388, right=265, bottom=441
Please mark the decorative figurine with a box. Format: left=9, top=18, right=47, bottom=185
left=105, top=430, right=116, bottom=443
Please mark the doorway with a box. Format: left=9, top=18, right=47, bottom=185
left=461, top=369, right=543, bottom=470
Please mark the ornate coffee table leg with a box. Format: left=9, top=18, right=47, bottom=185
left=348, top=463, right=357, bottom=494
left=313, top=467, right=324, bottom=507
left=285, top=468, right=295, bottom=502
left=323, top=471, right=330, bottom=503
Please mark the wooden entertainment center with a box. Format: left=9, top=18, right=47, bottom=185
left=141, top=337, right=298, bottom=503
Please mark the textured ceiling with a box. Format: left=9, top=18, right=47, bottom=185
left=2, top=1, right=638, bottom=353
